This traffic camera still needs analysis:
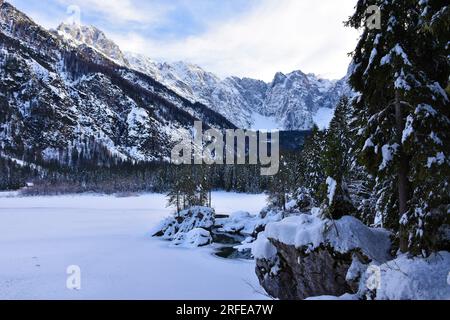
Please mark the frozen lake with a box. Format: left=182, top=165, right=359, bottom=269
left=0, top=192, right=269, bottom=300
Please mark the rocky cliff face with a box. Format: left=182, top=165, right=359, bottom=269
left=262, top=71, right=348, bottom=130
left=55, top=22, right=129, bottom=66
left=0, top=2, right=234, bottom=166
left=256, top=241, right=355, bottom=300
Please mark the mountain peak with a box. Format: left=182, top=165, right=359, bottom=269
left=56, top=22, right=128, bottom=66
left=272, top=72, right=287, bottom=84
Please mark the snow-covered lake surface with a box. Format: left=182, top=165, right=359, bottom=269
left=0, top=192, right=269, bottom=300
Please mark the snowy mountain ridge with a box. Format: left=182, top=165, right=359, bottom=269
left=55, top=22, right=129, bottom=66
left=0, top=0, right=350, bottom=170
left=126, top=53, right=351, bottom=130
left=57, top=22, right=350, bottom=130
left=0, top=1, right=235, bottom=165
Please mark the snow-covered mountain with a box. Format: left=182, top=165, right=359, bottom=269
left=54, top=22, right=349, bottom=130
left=56, top=22, right=129, bottom=66
left=126, top=52, right=267, bottom=129
left=0, top=2, right=235, bottom=165
left=126, top=52, right=350, bottom=130
left=0, top=1, right=350, bottom=169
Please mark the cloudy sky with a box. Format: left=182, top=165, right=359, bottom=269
left=9, top=0, right=360, bottom=81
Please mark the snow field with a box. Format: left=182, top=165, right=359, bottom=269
left=0, top=192, right=268, bottom=300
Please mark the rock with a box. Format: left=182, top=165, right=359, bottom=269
left=256, top=241, right=355, bottom=300
left=173, top=228, right=213, bottom=248
left=253, top=214, right=392, bottom=300
left=215, top=209, right=283, bottom=237
left=56, top=22, right=129, bottom=66
left=214, top=209, right=284, bottom=259
left=152, top=207, right=215, bottom=246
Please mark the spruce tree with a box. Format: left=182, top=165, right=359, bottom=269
left=299, top=125, right=327, bottom=204
left=167, top=165, right=183, bottom=213
left=347, top=0, right=450, bottom=255
left=321, top=97, right=355, bottom=219
left=267, top=154, right=295, bottom=210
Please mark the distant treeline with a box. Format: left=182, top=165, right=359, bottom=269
left=0, top=156, right=277, bottom=194
left=0, top=131, right=310, bottom=194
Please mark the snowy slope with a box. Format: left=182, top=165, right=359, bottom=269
left=0, top=2, right=235, bottom=165
left=262, top=71, right=349, bottom=130
left=47, top=20, right=351, bottom=131
left=366, top=252, right=450, bottom=300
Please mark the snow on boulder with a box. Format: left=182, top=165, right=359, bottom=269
left=253, top=214, right=392, bottom=300
left=216, top=209, right=283, bottom=237
left=252, top=233, right=278, bottom=260
left=264, top=214, right=391, bottom=262
left=152, top=206, right=215, bottom=247
left=216, top=211, right=260, bottom=235
left=172, top=228, right=213, bottom=248
left=361, top=251, right=450, bottom=300
left=306, top=293, right=359, bottom=300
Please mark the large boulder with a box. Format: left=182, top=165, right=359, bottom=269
left=152, top=206, right=215, bottom=247
left=252, top=214, right=392, bottom=300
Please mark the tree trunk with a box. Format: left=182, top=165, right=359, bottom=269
left=208, top=190, right=212, bottom=208
left=395, top=91, right=409, bottom=253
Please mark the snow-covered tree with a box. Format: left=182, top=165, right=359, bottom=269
left=347, top=0, right=450, bottom=254
left=321, top=97, right=356, bottom=219
left=266, top=153, right=299, bottom=210
left=167, top=165, right=213, bottom=213
left=298, top=126, right=327, bottom=204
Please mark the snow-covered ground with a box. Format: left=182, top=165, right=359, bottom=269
left=0, top=192, right=269, bottom=300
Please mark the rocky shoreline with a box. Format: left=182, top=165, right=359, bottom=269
left=152, top=206, right=450, bottom=300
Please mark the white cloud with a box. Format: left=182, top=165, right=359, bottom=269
left=56, top=0, right=171, bottom=24
left=112, top=0, right=360, bottom=81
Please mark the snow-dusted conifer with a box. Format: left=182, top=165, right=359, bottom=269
left=321, top=97, right=355, bottom=219
left=347, top=0, right=450, bottom=254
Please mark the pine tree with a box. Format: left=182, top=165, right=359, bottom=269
left=167, top=166, right=183, bottom=213
left=298, top=125, right=327, bottom=204
left=347, top=0, right=450, bottom=255
left=267, top=153, right=294, bottom=210
left=320, top=97, right=355, bottom=219
left=166, top=165, right=213, bottom=213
